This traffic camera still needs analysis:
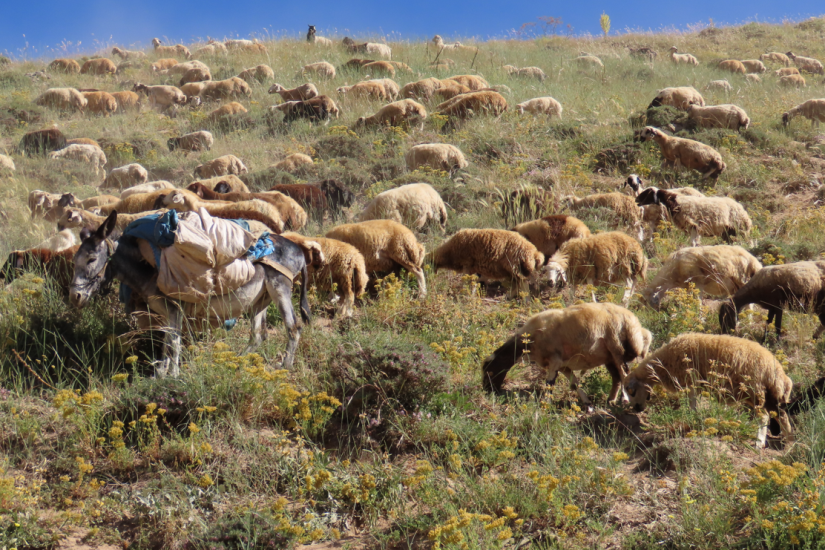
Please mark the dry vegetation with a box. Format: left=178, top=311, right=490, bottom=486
left=5, top=18, right=825, bottom=550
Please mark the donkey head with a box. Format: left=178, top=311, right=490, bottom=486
left=70, top=211, right=118, bottom=308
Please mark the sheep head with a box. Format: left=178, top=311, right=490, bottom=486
left=625, top=374, right=651, bottom=412
left=57, top=208, right=85, bottom=231
left=214, top=182, right=231, bottom=193
left=268, top=83, right=284, bottom=94
left=623, top=174, right=643, bottom=195
left=639, top=126, right=660, bottom=141
left=782, top=112, right=792, bottom=126
left=543, top=252, right=568, bottom=287
left=152, top=38, right=161, bottom=47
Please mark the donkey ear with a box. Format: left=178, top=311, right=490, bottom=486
left=95, top=211, right=118, bottom=241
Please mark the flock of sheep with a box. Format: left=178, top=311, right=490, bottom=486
left=4, top=31, right=825, bottom=450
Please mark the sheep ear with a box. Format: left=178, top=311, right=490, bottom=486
left=172, top=193, right=184, bottom=204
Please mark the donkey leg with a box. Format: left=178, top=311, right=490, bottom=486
left=266, top=273, right=301, bottom=370
left=158, top=306, right=182, bottom=378
left=244, top=298, right=269, bottom=355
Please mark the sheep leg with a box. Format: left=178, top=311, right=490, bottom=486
left=408, top=266, right=427, bottom=297
left=622, top=277, right=635, bottom=305
left=755, top=409, right=770, bottom=449
left=337, top=291, right=355, bottom=318
left=689, top=228, right=700, bottom=247
left=688, top=388, right=698, bottom=410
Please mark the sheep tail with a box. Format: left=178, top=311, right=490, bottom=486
left=482, top=334, right=527, bottom=393
left=298, top=261, right=311, bottom=324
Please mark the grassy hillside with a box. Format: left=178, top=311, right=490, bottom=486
left=3, top=19, right=825, bottom=549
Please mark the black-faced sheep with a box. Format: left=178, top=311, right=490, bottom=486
left=668, top=46, right=698, bottom=65
left=643, top=245, right=762, bottom=309
left=719, top=261, right=825, bottom=340
left=625, top=333, right=793, bottom=448
left=483, top=303, right=652, bottom=407
left=358, top=183, right=447, bottom=232
left=687, top=104, right=750, bottom=132
left=283, top=232, right=367, bottom=318
left=623, top=174, right=704, bottom=238
left=433, top=229, right=544, bottom=298
left=647, top=86, right=705, bottom=110
left=636, top=187, right=752, bottom=246
left=167, top=130, right=214, bottom=152
left=404, top=143, right=466, bottom=174
left=354, top=99, right=427, bottom=129
left=639, top=126, right=726, bottom=180
left=306, top=26, right=333, bottom=46
left=512, top=215, right=591, bottom=259
left=782, top=99, right=825, bottom=127
left=325, top=220, right=427, bottom=296
left=544, top=231, right=647, bottom=303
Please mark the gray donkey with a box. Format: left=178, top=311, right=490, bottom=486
left=69, top=211, right=310, bottom=377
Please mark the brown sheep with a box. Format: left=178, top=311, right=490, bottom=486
left=110, top=91, right=141, bottom=112
left=82, top=91, right=118, bottom=116
left=48, top=58, right=81, bottom=73
left=268, top=83, right=319, bottom=101
left=446, top=74, right=490, bottom=90
left=198, top=77, right=251, bottom=101
left=151, top=38, right=191, bottom=59
left=337, top=81, right=387, bottom=100
left=207, top=101, right=248, bottom=123
left=512, top=215, right=591, bottom=259
left=361, top=61, right=395, bottom=77
left=179, top=67, right=211, bottom=85
left=151, top=58, right=179, bottom=72
left=354, top=99, right=427, bottom=128
left=718, top=59, right=747, bottom=74
left=80, top=58, right=117, bottom=75
left=436, top=91, right=508, bottom=130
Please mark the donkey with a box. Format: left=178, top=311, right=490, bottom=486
left=69, top=212, right=310, bottom=378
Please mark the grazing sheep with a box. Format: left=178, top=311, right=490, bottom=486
left=0, top=154, right=14, bottom=172
left=787, top=52, right=824, bottom=74
left=648, top=86, right=705, bottom=110
left=151, top=58, right=179, bottom=72
left=361, top=61, right=395, bottom=77
left=775, top=67, right=800, bottom=77
left=272, top=96, right=339, bottom=123
left=325, top=220, right=427, bottom=296
left=512, top=215, right=591, bottom=259
left=185, top=184, right=306, bottom=230
left=687, top=104, right=750, bottom=131
left=110, top=91, right=141, bottom=112
left=33, top=229, right=76, bottom=252
left=237, top=64, right=274, bottom=83
left=544, top=231, right=647, bottom=304
left=28, top=190, right=69, bottom=219
left=48, top=144, right=107, bottom=177
left=516, top=97, right=563, bottom=118
left=167, top=130, right=214, bottom=152
left=342, top=38, right=392, bottom=59
left=432, top=35, right=464, bottom=50
left=433, top=229, right=544, bottom=297
left=274, top=153, right=313, bottom=173
left=622, top=174, right=704, bottom=237
left=132, top=83, right=188, bottom=111
left=718, top=59, right=746, bottom=74
left=643, top=245, right=762, bottom=309
left=404, top=143, right=467, bottom=174
left=668, top=46, right=698, bottom=65
left=20, top=128, right=67, bottom=156
left=151, top=38, right=191, bottom=59
left=358, top=183, right=447, bottom=231
left=162, top=60, right=209, bottom=75
left=782, top=99, right=825, bottom=127
left=207, top=101, right=248, bottom=123
left=111, top=47, right=145, bottom=60
left=719, top=261, right=825, bottom=340
left=337, top=81, right=387, bottom=100
left=503, top=65, right=547, bottom=81
left=436, top=91, right=507, bottom=129
left=354, top=99, right=427, bottom=129
left=636, top=187, right=752, bottom=246
left=318, top=180, right=355, bottom=213
left=433, top=82, right=472, bottom=101
left=745, top=74, right=762, bottom=83
left=120, top=180, right=175, bottom=199
left=81, top=91, right=118, bottom=116
left=625, top=333, right=793, bottom=448
left=298, top=61, right=336, bottom=79
left=283, top=232, right=367, bottom=318
left=562, top=193, right=643, bottom=238
left=268, top=83, right=318, bottom=101
left=180, top=82, right=207, bottom=98
left=197, top=77, right=251, bottom=101
left=194, top=155, right=248, bottom=178
left=269, top=185, right=327, bottom=214
left=196, top=41, right=228, bottom=56
left=575, top=54, right=604, bottom=70
left=179, top=67, right=211, bottom=86
left=80, top=58, right=117, bottom=75
left=1, top=246, right=80, bottom=294
left=640, top=126, right=726, bottom=180
left=35, top=88, right=87, bottom=111
left=705, top=80, right=733, bottom=92
left=482, top=303, right=651, bottom=407
left=102, top=163, right=148, bottom=189
left=761, top=52, right=791, bottom=67
left=367, top=78, right=400, bottom=100
left=741, top=59, right=767, bottom=73
left=401, top=77, right=444, bottom=100
left=194, top=174, right=250, bottom=193
left=387, top=61, right=413, bottom=74
left=780, top=74, right=806, bottom=87
left=48, top=58, right=81, bottom=73
left=342, top=58, right=374, bottom=70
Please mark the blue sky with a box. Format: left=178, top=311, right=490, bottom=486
left=1, top=0, right=823, bottom=58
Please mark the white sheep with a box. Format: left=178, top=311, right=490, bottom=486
left=786, top=51, right=824, bottom=75
left=433, top=229, right=545, bottom=298
left=516, top=97, right=562, bottom=118
left=163, top=60, right=210, bottom=75
left=432, top=35, right=465, bottom=50
left=237, top=64, right=275, bottom=83
left=33, top=229, right=76, bottom=252
left=642, top=245, right=762, bottom=309
left=35, top=88, right=88, bottom=111
left=575, top=54, right=604, bottom=70
left=120, top=180, right=176, bottom=200
left=404, top=143, right=468, bottom=174
left=668, top=46, right=698, bottom=65
left=705, top=80, right=733, bottom=92
left=544, top=231, right=648, bottom=304
left=151, top=37, right=191, bottom=59
left=635, top=187, right=752, bottom=246
left=503, top=65, right=546, bottom=81
left=718, top=59, right=747, bottom=74
left=687, top=104, right=750, bottom=131
left=625, top=333, right=793, bottom=448
left=167, top=131, right=214, bottom=152
left=745, top=74, right=761, bottom=84
left=639, top=126, right=726, bottom=180
left=782, top=99, right=825, bottom=127
left=325, top=219, right=427, bottom=296
left=48, top=144, right=107, bottom=178
left=102, top=163, right=148, bottom=189
left=194, top=155, right=248, bottom=178
left=111, top=47, right=145, bottom=60
left=482, top=303, right=652, bottom=407
left=358, top=183, right=448, bottom=232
